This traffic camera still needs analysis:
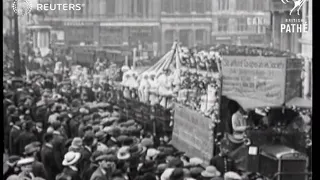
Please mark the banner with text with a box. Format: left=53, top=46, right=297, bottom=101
left=172, top=104, right=214, bottom=163
left=221, top=56, right=287, bottom=105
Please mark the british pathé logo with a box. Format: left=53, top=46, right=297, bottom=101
left=280, top=0, right=309, bottom=33
left=12, top=0, right=32, bottom=17
left=281, top=0, right=306, bottom=15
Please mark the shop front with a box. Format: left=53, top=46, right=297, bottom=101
left=64, top=21, right=97, bottom=45
left=128, top=26, right=160, bottom=58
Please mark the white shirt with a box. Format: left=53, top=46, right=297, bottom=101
left=232, top=111, right=247, bottom=132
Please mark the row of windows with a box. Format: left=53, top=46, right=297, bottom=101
left=162, top=0, right=267, bottom=12
left=43, top=0, right=268, bottom=18
left=46, top=0, right=155, bottom=18
left=164, top=30, right=208, bottom=42
left=236, top=0, right=266, bottom=11
left=161, top=0, right=212, bottom=13
left=218, top=0, right=229, bottom=10
left=164, top=29, right=209, bottom=50
left=217, top=18, right=266, bottom=33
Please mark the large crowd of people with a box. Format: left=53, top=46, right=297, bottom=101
left=3, top=40, right=312, bottom=180
left=3, top=48, right=256, bottom=180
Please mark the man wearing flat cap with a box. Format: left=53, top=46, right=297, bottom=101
left=82, top=151, right=104, bottom=180
left=4, top=155, right=21, bottom=180
left=15, top=120, right=37, bottom=155
left=90, top=154, right=117, bottom=180
left=41, top=133, right=62, bottom=180
left=9, top=115, right=22, bottom=155
left=50, top=121, right=67, bottom=170
left=24, top=142, right=48, bottom=179
left=80, top=132, right=97, bottom=179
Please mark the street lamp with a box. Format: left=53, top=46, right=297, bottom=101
left=5, top=1, right=14, bottom=35
left=7, top=0, right=22, bottom=77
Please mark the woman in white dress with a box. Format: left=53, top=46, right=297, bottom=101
left=138, top=73, right=150, bottom=103
left=148, top=72, right=159, bottom=105
left=157, top=70, right=173, bottom=107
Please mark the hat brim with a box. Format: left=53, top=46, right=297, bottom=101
left=17, top=157, right=35, bottom=166
left=117, top=152, right=131, bottom=160
left=201, top=171, right=221, bottom=177
left=131, top=146, right=147, bottom=157
left=62, top=153, right=81, bottom=166
left=227, top=133, right=244, bottom=144
left=23, top=147, right=40, bottom=155
left=95, top=155, right=116, bottom=162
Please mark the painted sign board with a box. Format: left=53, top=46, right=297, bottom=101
left=172, top=104, right=214, bottom=164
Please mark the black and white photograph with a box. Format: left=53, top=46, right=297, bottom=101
left=3, top=0, right=312, bottom=180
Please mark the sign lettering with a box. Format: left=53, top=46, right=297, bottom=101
left=172, top=105, right=214, bottom=163
left=222, top=56, right=287, bottom=104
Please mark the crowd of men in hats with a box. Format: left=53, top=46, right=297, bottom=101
left=3, top=50, right=269, bottom=180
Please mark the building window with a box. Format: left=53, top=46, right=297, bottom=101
left=218, top=0, right=229, bottom=10
left=165, top=30, right=175, bottom=52
left=236, top=0, right=249, bottom=11
left=195, top=29, right=207, bottom=45
left=206, top=0, right=212, bottom=12
left=89, top=0, right=100, bottom=18
left=106, top=0, right=116, bottom=17
left=145, top=0, right=150, bottom=17
left=137, top=0, right=143, bottom=17
left=73, top=0, right=84, bottom=17
left=131, top=0, right=135, bottom=16
left=174, top=0, right=180, bottom=12
left=205, top=0, right=212, bottom=12
left=305, top=0, right=309, bottom=30
left=99, top=0, right=107, bottom=17
left=253, top=0, right=264, bottom=11
left=162, top=0, right=174, bottom=13
left=100, top=27, right=122, bottom=45
left=38, top=31, right=49, bottom=48
left=237, top=18, right=248, bottom=32
left=193, top=0, right=205, bottom=13
left=255, top=25, right=265, bottom=34
left=180, top=0, right=191, bottom=13
left=179, top=30, right=191, bottom=46
left=218, top=18, right=229, bottom=32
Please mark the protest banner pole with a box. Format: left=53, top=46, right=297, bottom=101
left=214, top=59, right=223, bottom=156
